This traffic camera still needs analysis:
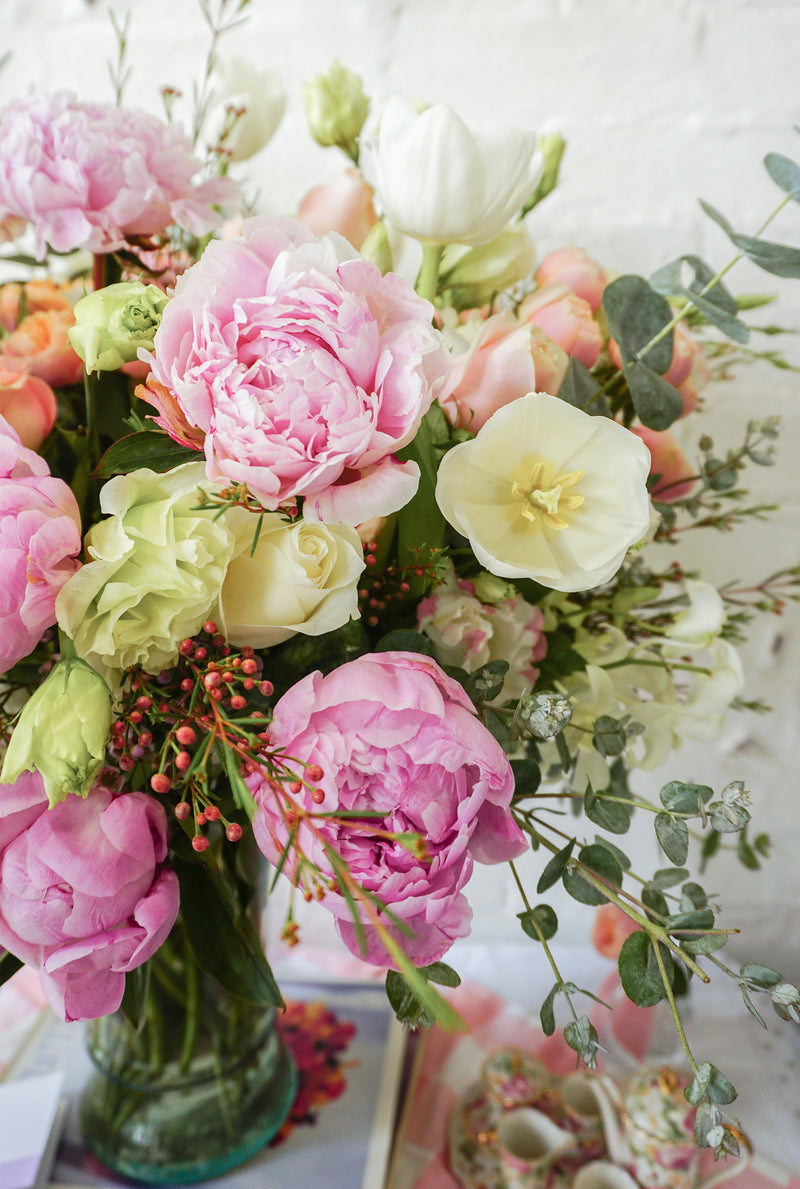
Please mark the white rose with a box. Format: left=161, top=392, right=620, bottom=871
left=218, top=515, right=365, bottom=648
left=435, top=392, right=652, bottom=593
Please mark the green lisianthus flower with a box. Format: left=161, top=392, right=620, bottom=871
left=68, top=281, right=169, bottom=374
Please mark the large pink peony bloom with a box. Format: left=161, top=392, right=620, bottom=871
left=0, top=415, right=82, bottom=673
left=145, top=215, right=451, bottom=524
left=0, top=91, right=237, bottom=258
left=249, top=651, right=526, bottom=966
left=0, top=771, right=179, bottom=1021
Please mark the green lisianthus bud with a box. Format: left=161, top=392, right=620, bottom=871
left=471, top=571, right=519, bottom=604
left=303, top=60, right=369, bottom=162
left=68, top=281, right=169, bottom=374
left=1, top=656, right=113, bottom=806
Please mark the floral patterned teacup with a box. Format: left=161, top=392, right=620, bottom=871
left=495, top=1107, right=576, bottom=1189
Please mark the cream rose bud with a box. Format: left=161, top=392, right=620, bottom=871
left=219, top=516, right=366, bottom=648
left=370, top=97, right=542, bottom=246
left=435, top=392, right=652, bottom=593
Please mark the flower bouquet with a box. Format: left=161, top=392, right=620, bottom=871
left=0, top=1, right=799, bottom=1178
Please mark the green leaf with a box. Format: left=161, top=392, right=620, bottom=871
left=557, top=356, right=609, bottom=415
left=375, top=629, right=434, bottom=656
left=700, top=829, right=721, bottom=869
left=563, top=1015, right=598, bottom=1065
left=764, top=152, right=800, bottom=199
left=650, top=867, right=690, bottom=890
left=562, top=844, right=623, bottom=905
left=465, top=659, right=508, bottom=704
left=740, top=963, right=782, bottom=990
left=511, top=758, right=542, bottom=801
left=699, top=199, right=735, bottom=235
left=94, top=431, right=203, bottom=477
left=618, top=931, right=672, bottom=1007
left=518, top=904, right=559, bottom=943
left=592, top=716, right=628, bottom=758
left=650, top=254, right=739, bottom=315
left=642, top=886, right=669, bottom=920
left=602, top=275, right=675, bottom=374
left=655, top=813, right=689, bottom=865
left=174, top=858, right=283, bottom=1008
left=385, top=969, right=433, bottom=1029
left=421, top=962, right=461, bottom=988
left=584, top=785, right=632, bottom=835
left=623, top=359, right=684, bottom=430
left=0, top=950, right=23, bottom=989
left=540, top=982, right=559, bottom=1036
left=685, top=1062, right=737, bottom=1106
left=536, top=838, right=575, bottom=894
left=736, top=834, right=760, bottom=868
left=120, top=962, right=151, bottom=1031
left=680, top=882, right=708, bottom=911
left=660, top=781, right=713, bottom=815
left=689, top=292, right=750, bottom=344
left=482, top=707, right=510, bottom=745
left=533, top=629, right=586, bottom=687
left=396, top=405, right=449, bottom=593
left=680, top=931, right=729, bottom=957
left=730, top=233, right=800, bottom=279
left=592, top=835, right=631, bottom=870
left=665, top=908, right=715, bottom=933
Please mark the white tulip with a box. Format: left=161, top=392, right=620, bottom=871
left=209, top=57, right=286, bottom=163
left=370, top=96, right=542, bottom=246
left=435, top=392, right=652, bottom=593
left=218, top=514, right=365, bottom=648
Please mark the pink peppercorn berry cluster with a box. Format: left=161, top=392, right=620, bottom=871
left=109, top=620, right=275, bottom=853
left=357, top=543, right=449, bottom=627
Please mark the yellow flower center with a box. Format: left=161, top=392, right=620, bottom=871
left=511, top=461, right=584, bottom=531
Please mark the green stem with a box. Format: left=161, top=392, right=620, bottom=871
left=509, top=860, right=579, bottom=1023
left=416, top=243, right=443, bottom=304
left=83, top=369, right=99, bottom=462
left=652, top=934, right=699, bottom=1074
left=180, top=930, right=201, bottom=1072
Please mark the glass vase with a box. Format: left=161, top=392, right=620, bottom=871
left=79, top=921, right=298, bottom=1184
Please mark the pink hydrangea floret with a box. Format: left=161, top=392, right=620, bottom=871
left=0, top=414, right=82, bottom=674
left=145, top=215, right=451, bottom=524
left=0, top=771, right=179, bottom=1021
left=0, top=91, right=237, bottom=258
left=249, top=651, right=526, bottom=967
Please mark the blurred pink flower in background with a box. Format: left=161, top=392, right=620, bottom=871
left=631, top=424, right=696, bottom=501
left=0, top=771, right=179, bottom=1022
left=592, top=903, right=639, bottom=959
left=0, top=364, right=57, bottom=449
left=519, top=283, right=602, bottom=368
left=0, top=91, right=238, bottom=257
left=0, top=414, right=81, bottom=674
left=297, top=168, right=378, bottom=249
left=250, top=651, right=527, bottom=967
left=535, top=245, right=607, bottom=311
left=0, top=309, right=83, bottom=386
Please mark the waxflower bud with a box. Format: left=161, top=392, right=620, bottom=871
left=68, top=281, right=169, bottom=374
left=1, top=656, right=113, bottom=806
left=303, top=60, right=369, bottom=161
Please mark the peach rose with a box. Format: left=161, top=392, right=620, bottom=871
left=519, top=283, right=602, bottom=369
left=297, top=168, right=378, bottom=250
left=1, top=308, right=84, bottom=386
left=0, top=280, right=74, bottom=333
left=0, top=364, right=57, bottom=449
left=535, top=245, right=607, bottom=312
left=438, top=312, right=568, bottom=431
left=591, top=903, right=639, bottom=960
left=631, top=425, right=695, bottom=501
left=608, top=323, right=708, bottom=418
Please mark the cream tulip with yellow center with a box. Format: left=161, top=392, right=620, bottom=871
left=435, top=392, right=652, bottom=593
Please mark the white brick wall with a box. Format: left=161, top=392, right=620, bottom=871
left=2, top=0, right=799, bottom=968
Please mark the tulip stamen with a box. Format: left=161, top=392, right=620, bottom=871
left=512, top=462, right=584, bottom=531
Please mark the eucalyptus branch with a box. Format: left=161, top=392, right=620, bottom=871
left=652, top=936, right=699, bottom=1075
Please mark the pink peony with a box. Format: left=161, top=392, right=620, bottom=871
left=438, top=312, right=568, bottom=431
left=0, top=415, right=82, bottom=673
left=519, top=283, right=602, bottom=369
left=0, top=364, right=57, bottom=449
left=535, top=245, right=607, bottom=312
left=631, top=425, right=696, bottom=501
left=0, top=91, right=237, bottom=258
left=0, top=771, right=179, bottom=1021
left=147, top=215, right=450, bottom=523
left=297, top=168, right=378, bottom=250
left=249, top=651, right=526, bottom=967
